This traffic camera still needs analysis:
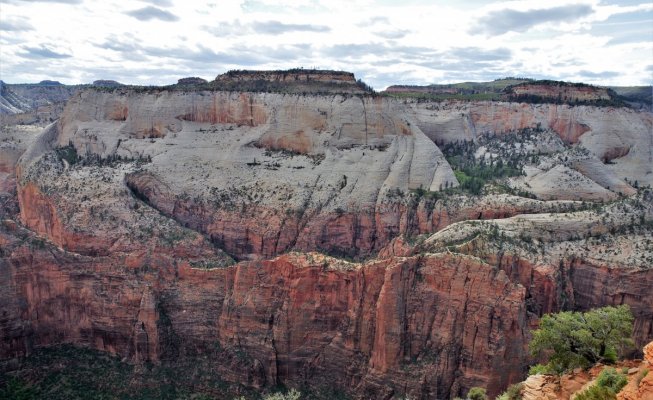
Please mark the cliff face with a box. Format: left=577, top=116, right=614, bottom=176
left=45, top=90, right=457, bottom=260
left=0, top=220, right=527, bottom=398
left=3, top=84, right=653, bottom=399
left=215, top=70, right=356, bottom=84
left=409, top=100, right=651, bottom=198
left=510, top=84, right=612, bottom=102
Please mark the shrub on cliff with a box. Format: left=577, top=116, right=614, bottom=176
left=573, top=368, right=628, bottom=400
left=495, top=383, right=523, bottom=400
left=529, top=305, right=634, bottom=374
left=263, top=388, right=302, bottom=400
left=467, top=387, right=488, bottom=400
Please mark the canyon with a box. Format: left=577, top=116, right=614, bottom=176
left=1, top=71, right=652, bottom=399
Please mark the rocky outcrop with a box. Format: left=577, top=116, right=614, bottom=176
left=520, top=342, right=653, bottom=400
left=176, top=77, right=208, bottom=86
left=37, top=89, right=458, bottom=259
left=522, top=374, right=560, bottom=400
left=0, top=218, right=528, bottom=399
left=509, top=83, right=612, bottom=103
left=4, top=75, right=653, bottom=399
left=409, top=100, right=653, bottom=191
left=92, top=80, right=124, bottom=87
left=215, top=69, right=356, bottom=84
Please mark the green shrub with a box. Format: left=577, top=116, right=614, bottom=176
left=468, top=387, right=488, bottom=400
left=529, top=305, right=634, bottom=374
left=596, top=368, right=628, bottom=393
left=264, top=388, right=301, bottom=400
left=573, top=368, right=628, bottom=400
left=498, top=383, right=523, bottom=400
left=0, top=377, right=36, bottom=400
left=528, top=364, right=553, bottom=376
left=574, top=384, right=616, bottom=400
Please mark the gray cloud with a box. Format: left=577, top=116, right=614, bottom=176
left=205, top=20, right=246, bottom=37
left=139, top=0, right=173, bottom=6
left=251, top=20, right=330, bottom=35
left=19, top=45, right=71, bottom=59
left=94, top=37, right=286, bottom=67
left=449, top=47, right=512, bottom=62
left=374, top=29, right=410, bottom=39
left=321, top=43, right=510, bottom=69
left=358, top=16, right=390, bottom=27
left=205, top=20, right=330, bottom=37
left=322, top=43, right=390, bottom=59
left=472, top=4, right=594, bottom=36
left=577, top=70, right=620, bottom=79
left=6, top=0, right=82, bottom=3
left=125, top=6, right=179, bottom=22
left=0, top=17, right=33, bottom=31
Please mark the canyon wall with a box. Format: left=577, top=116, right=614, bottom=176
left=2, top=85, right=653, bottom=399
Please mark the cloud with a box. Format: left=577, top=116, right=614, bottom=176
left=322, top=43, right=390, bottom=59
left=449, top=47, right=512, bottom=62
left=19, top=45, right=71, bottom=59
left=251, top=21, right=330, bottom=35
left=472, top=4, right=594, bottom=36
left=125, top=6, right=179, bottom=22
left=589, top=9, right=653, bottom=45
left=358, top=16, right=390, bottom=27
left=139, top=0, right=173, bottom=6
left=374, top=29, right=410, bottom=39
left=0, top=17, right=33, bottom=31
left=6, top=0, right=82, bottom=3
left=577, top=70, right=620, bottom=79
left=205, top=20, right=246, bottom=37
left=205, top=20, right=330, bottom=37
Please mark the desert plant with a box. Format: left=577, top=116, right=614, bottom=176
left=467, top=387, right=488, bottom=400
left=494, top=383, right=523, bottom=400
left=573, top=368, right=628, bottom=400
left=574, top=384, right=616, bottom=400
left=264, top=388, right=302, bottom=400
left=596, top=368, right=628, bottom=393
left=529, top=305, right=634, bottom=374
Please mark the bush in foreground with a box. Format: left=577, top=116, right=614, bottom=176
left=529, top=305, right=634, bottom=374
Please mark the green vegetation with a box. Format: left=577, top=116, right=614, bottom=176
left=384, top=78, right=637, bottom=108
left=595, top=368, right=628, bottom=393
left=573, top=368, right=628, bottom=400
left=441, top=131, right=530, bottom=195
left=574, top=384, right=617, bottom=400
left=263, top=389, right=302, bottom=400
left=55, top=143, right=151, bottom=167
left=529, top=305, right=634, bottom=374
left=0, top=345, right=257, bottom=400
left=495, top=383, right=523, bottom=400
left=467, top=387, right=488, bottom=400
left=504, top=80, right=627, bottom=107
left=383, top=77, right=533, bottom=101
left=95, top=68, right=375, bottom=96
left=55, top=144, right=79, bottom=165
left=609, top=86, right=652, bottom=109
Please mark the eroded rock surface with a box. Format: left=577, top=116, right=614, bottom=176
left=2, top=81, right=653, bottom=399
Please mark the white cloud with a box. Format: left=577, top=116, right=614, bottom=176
left=0, top=0, right=650, bottom=87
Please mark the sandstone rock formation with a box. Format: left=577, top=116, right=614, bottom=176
left=176, top=77, right=208, bottom=86
left=2, top=73, right=652, bottom=399
left=408, top=100, right=651, bottom=197
left=520, top=341, right=653, bottom=400
left=508, top=82, right=612, bottom=103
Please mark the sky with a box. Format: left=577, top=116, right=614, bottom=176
left=0, top=0, right=652, bottom=89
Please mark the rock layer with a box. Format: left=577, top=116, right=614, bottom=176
left=3, top=84, right=653, bottom=399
